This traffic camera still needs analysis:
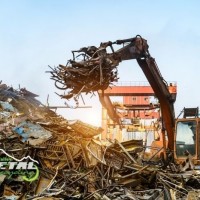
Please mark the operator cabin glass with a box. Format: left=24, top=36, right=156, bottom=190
left=176, top=120, right=196, bottom=157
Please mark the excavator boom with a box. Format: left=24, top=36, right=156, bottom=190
left=100, top=36, right=176, bottom=150
left=136, top=58, right=175, bottom=150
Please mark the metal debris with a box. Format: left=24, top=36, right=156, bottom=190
left=0, top=82, right=200, bottom=200
left=47, top=39, right=129, bottom=102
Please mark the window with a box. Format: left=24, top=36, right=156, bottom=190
left=176, top=120, right=196, bottom=157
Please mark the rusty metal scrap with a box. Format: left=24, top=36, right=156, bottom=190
left=48, top=48, right=120, bottom=99
left=47, top=36, right=148, bottom=102
left=68, top=120, right=103, bottom=138
left=1, top=83, right=200, bottom=199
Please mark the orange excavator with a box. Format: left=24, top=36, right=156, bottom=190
left=96, top=35, right=200, bottom=164
left=50, top=35, right=200, bottom=165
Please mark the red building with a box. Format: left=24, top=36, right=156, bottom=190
left=100, top=82, right=177, bottom=141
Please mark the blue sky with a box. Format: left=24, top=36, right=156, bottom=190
left=1, top=1, right=200, bottom=125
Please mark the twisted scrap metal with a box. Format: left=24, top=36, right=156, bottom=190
left=48, top=41, right=121, bottom=100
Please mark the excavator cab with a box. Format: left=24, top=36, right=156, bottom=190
left=174, top=107, right=200, bottom=164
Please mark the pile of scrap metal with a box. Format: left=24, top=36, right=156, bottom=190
left=1, top=83, right=200, bottom=200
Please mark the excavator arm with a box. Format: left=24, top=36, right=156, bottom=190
left=136, top=57, right=175, bottom=151
left=98, top=36, right=176, bottom=151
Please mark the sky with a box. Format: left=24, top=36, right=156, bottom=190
left=0, top=0, right=200, bottom=126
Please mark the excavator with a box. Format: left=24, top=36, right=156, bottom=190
left=49, top=35, right=200, bottom=165
left=102, top=36, right=199, bottom=165
left=97, top=35, right=200, bottom=165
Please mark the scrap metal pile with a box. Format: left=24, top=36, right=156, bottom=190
left=0, top=83, right=200, bottom=200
